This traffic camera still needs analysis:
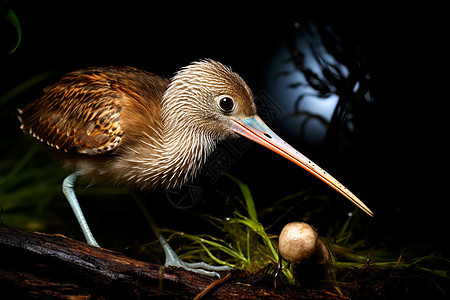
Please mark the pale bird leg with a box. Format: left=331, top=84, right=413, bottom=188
left=62, top=172, right=100, bottom=247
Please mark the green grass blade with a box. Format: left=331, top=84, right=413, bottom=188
left=223, top=172, right=258, bottom=222
left=3, top=9, right=21, bottom=54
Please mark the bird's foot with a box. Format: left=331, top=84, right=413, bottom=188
left=165, top=257, right=232, bottom=278
left=160, top=235, right=232, bottom=278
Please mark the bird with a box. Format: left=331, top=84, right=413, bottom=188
left=18, top=59, right=373, bottom=277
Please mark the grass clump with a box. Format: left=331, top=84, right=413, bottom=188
left=164, top=172, right=295, bottom=284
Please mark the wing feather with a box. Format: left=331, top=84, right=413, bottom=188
left=19, top=66, right=168, bottom=156
left=19, top=67, right=125, bottom=155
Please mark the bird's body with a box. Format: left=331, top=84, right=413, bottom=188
left=19, top=59, right=372, bottom=277
left=19, top=62, right=254, bottom=190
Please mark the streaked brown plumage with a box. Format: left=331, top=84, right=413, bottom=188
left=19, top=60, right=255, bottom=190
left=19, top=59, right=372, bottom=215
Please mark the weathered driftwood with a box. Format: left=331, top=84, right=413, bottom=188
left=2, top=225, right=443, bottom=299
left=0, top=225, right=312, bottom=299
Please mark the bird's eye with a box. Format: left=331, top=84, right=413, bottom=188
left=219, top=97, right=234, bottom=112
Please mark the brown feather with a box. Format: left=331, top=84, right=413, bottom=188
left=18, top=60, right=254, bottom=190
left=19, top=66, right=166, bottom=155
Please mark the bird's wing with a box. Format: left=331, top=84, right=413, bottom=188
left=19, top=68, right=126, bottom=155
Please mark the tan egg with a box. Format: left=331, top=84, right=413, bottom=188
left=279, top=222, right=318, bottom=263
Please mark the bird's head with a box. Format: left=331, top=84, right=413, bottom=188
left=161, top=59, right=373, bottom=217
left=161, top=59, right=257, bottom=141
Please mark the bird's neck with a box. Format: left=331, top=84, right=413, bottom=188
left=119, top=87, right=219, bottom=190
left=158, top=121, right=217, bottom=188
left=119, top=118, right=217, bottom=190
left=153, top=86, right=218, bottom=188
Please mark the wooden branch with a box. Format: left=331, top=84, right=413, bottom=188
left=0, top=225, right=312, bottom=299
left=2, top=225, right=443, bottom=298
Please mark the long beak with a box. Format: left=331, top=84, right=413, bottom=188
left=231, top=115, right=373, bottom=217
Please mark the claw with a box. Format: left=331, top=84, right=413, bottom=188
left=167, top=258, right=232, bottom=278
left=159, top=235, right=232, bottom=278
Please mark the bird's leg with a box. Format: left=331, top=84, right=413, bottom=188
left=62, top=172, right=100, bottom=247
left=133, top=194, right=232, bottom=278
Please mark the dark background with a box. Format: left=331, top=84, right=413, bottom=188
left=1, top=1, right=447, bottom=263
